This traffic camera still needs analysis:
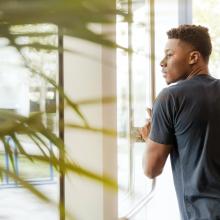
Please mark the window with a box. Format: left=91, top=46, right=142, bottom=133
left=117, top=0, right=152, bottom=219
left=193, top=0, right=220, bottom=79
left=0, top=24, right=59, bottom=220
left=117, top=0, right=180, bottom=219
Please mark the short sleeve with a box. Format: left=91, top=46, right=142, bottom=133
left=149, top=88, right=175, bottom=145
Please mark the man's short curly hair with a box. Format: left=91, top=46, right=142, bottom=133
left=167, top=24, right=212, bottom=62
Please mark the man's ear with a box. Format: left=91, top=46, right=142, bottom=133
left=189, top=51, right=200, bottom=64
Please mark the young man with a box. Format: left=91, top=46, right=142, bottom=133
left=139, top=25, right=220, bottom=220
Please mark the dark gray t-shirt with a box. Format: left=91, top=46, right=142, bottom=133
left=150, top=75, right=220, bottom=220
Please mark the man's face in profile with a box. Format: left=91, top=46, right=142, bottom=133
left=160, top=39, right=193, bottom=84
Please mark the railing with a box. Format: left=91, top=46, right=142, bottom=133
left=119, top=179, right=156, bottom=220
left=0, top=136, right=56, bottom=188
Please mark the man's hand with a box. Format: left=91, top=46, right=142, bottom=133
left=139, top=108, right=152, bottom=141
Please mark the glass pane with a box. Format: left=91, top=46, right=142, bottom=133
left=155, top=0, right=178, bottom=96
left=117, top=1, right=130, bottom=215
left=131, top=0, right=152, bottom=202
left=132, top=1, right=151, bottom=126
left=117, top=0, right=152, bottom=218
left=193, top=0, right=220, bottom=79
left=117, top=1, right=130, bottom=192
left=146, top=0, right=180, bottom=219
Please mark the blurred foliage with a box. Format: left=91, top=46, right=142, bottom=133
left=0, top=0, right=130, bottom=49
left=0, top=0, right=128, bottom=218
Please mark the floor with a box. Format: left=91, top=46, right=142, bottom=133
left=0, top=183, right=59, bottom=220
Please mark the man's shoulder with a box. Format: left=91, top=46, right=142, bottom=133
left=155, top=87, right=176, bottom=106
left=158, top=83, right=182, bottom=98
left=167, top=80, right=191, bottom=92
left=157, top=81, right=194, bottom=104
left=172, top=75, right=219, bottom=92
left=162, top=77, right=207, bottom=95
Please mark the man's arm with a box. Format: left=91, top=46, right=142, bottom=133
left=142, top=139, right=172, bottom=179
left=139, top=107, right=172, bottom=179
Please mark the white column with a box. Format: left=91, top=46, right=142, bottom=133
left=63, top=31, right=117, bottom=220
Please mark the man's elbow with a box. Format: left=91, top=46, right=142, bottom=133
left=143, top=167, right=162, bottom=179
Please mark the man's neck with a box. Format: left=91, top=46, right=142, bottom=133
left=186, top=64, right=209, bottom=80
